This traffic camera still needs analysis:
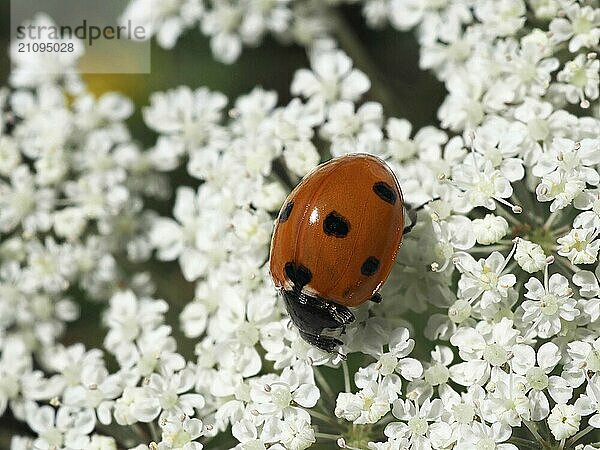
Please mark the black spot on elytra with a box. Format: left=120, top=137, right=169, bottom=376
left=373, top=181, right=396, bottom=205
left=285, top=262, right=312, bottom=288
left=279, top=201, right=294, bottom=222
left=361, top=256, right=380, bottom=276
left=323, top=211, right=350, bottom=237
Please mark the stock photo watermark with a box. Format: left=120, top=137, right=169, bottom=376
left=10, top=0, right=151, bottom=74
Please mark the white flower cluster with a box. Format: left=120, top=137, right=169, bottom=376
left=119, top=0, right=337, bottom=63
left=3, top=17, right=207, bottom=449
left=3, top=0, right=600, bottom=449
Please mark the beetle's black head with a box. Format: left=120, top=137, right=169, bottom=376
left=281, top=289, right=355, bottom=353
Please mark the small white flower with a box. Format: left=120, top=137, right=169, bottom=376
left=556, top=55, right=600, bottom=107
left=472, top=118, right=526, bottom=181
left=283, top=140, right=320, bottom=177
left=384, top=118, right=447, bottom=163
left=438, top=72, right=485, bottom=132
left=26, top=404, right=95, bottom=450
left=62, top=363, right=122, bottom=425
left=450, top=160, right=514, bottom=212
left=407, top=345, right=453, bottom=401
left=458, top=421, right=517, bottom=450
left=143, top=86, right=228, bottom=153
left=146, top=367, right=205, bottom=418
left=335, top=381, right=391, bottom=424
left=450, top=319, right=520, bottom=385
left=291, top=49, right=370, bottom=106
left=454, top=251, right=517, bottom=308
left=0, top=337, right=31, bottom=415
left=278, top=411, right=316, bottom=450
left=534, top=138, right=600, bottom=181
left=53, top=207, right=88, bottom=241
left=250, top=367, right=319, bottom=422
left=563, top=337, right=600, bottom=388
left=482, top=369, right=530, bottom=426
left=386, top=398, right=451, bottom=449
left=573, top=267, right=600, bottom=322
left=232, top=419, right=272, bottom=449
left=321, top=101, right=383, bottom=157
left=89, top=435, right=117, bottom=450
left=500, top=30, right=559, bottom=100
left=22, top=237, right=76, bottom=294
left=472, top=214, right=509, bottom=245
left=200, top=3, right=245, bottom=64
left=158, top=414, right=204, bottom=450
left=120, top=0, right=203, bottom=49
left=0, top=165, right=55, bottom=235
left=536, top=170, right=586, bottom=212
left=574, top=374, right=600, bottom=429
left=0, top=136, right=21, bottom=177
left=549, top=4, right=600, bottom=53
left=547, top=403, right=581, bottom=440
left=521, top=271, right=579, bottom=338
left=514, top=239, right=547, bottom=273
left=149, top=187, right=208, bottom=281
left=510, top=342, right=571, bottom=420
left=557, top=227, right=600, bottom=265
left=114, top=386, right=156, bottom=424
left=103, top=290, right=168, bottom=353
left=389, top=0, right=472, bottom=45
left=474, top=0, right=526, bottom=37
left=9, top=14, right=83, bottom=88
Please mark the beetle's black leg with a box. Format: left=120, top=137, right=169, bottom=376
left=404, top=207, right=418, bottom=234
left=403, top=197, right=440, bottom=234
left=370, top=293, right=382, bottom=303
left=298, top=330, right=343, bottom=353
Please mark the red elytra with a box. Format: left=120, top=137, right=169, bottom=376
left=268, top=153, right=405, bottom=351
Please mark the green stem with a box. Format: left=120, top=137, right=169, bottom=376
left=308, top=408, right=340, bottom=426
left=508, top=436, right=543, bottom=449
left=133, top=423, right=150, bottom=443
left=317, top=399, right=336, bottom=418
left=148, top=421, right=159, bottom=443
left=555, top=256, right=581, bottom=275
left=504, top=260, right=518, bottom=275
left=543, top=209, right=561, bottom=231
left=330, top=9, right=409, bottom=119
left=566, top=425, right=595, bottom=447
left=468, top=244, right=511, bottom=253
left=315, top=432, right=342, bottom=441
left=315, top=367, right=337, bottom=403
left=342, top=360, right=352, bottom=393
left=523, top=421, right=548, bottom=448
left=553, top=225, right=571, bottom=236
left=94, top=424, right=132, bottom=450
left=495, top=203, right=524, bottom=226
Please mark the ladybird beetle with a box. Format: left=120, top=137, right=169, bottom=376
left=269, top=153, right=406, bottom=352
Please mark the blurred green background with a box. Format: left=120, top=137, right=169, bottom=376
left=0, top=0, right=445, bottom=447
